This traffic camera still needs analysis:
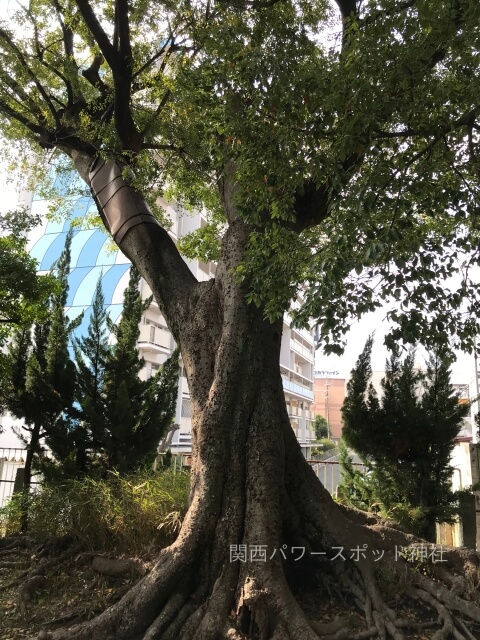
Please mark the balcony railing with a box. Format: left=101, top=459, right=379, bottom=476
left=282, top=378, right=314, bottom=400
left=291, top=340, right=314, bottom=362
left=138, top=324, right=171, bottom=350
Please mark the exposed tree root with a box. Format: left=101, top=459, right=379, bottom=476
left=23, top=457, right=480, bottom=640
left=18, top=574, right=47, bottom=615
left=412, top=572, right=480, bottom=623
left=35, top=547, right=480, bottom=640
left=0, top=558, right=31, bottom=568
left=0, top=547, right=31, bottom=558
left=0, top=481, right=470, bottom=640
left=91, top=555, right=146, bottom=577
left=453, top=616, right=477, bottom=640
left=0, top=534, right=29, bottom=550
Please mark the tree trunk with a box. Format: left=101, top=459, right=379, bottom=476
left=43, top=291, right=480, bottom=639
left=21, top=422, right=41, bottom=532
left=423, top=520, right=437, bottom=545
left=43, top=154, right=480, bottom=640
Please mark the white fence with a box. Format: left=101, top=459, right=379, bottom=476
left=0, top=448, right=47, bottom=508
left=0, top=448, right=27, bottom=508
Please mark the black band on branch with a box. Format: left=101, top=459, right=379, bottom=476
left=89, top=158, right=160, bottom=244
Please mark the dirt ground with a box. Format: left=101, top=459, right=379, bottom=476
left=0, top=536, right=478, bottom=640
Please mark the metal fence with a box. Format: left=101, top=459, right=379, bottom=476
left=0, top=447, right=358, bottom=510
left=0, top=448, right=47, bottom=509
left=309, top=460, right=367, bottom=496
left=309, top=446, right=339, bottom=462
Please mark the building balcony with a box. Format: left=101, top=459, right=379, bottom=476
left=138, top=324, right=172, bottom=352
left=282, top=377, right=314, bottom=400
left=291, top=340, right=314, bottom=363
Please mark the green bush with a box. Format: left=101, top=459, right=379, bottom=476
left=0, top=468, right=189, bottom=552
left=311, top=439, right=336, bottom=456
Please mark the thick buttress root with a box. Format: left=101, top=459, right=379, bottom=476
left=37, top=477, right=480, bottom=640
left=38, top=400, right=480, bottom=640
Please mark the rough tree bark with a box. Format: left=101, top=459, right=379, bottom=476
left=21, top=422, right=41, bottom=532
left=36, top=152, right=480, bottom=640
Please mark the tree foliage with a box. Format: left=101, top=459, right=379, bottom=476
left=0, top=208, right=55, bottom=342
left=0, top=230, right=80, bottom=526
left=312, top=414, right=329, bottom=440
left=99, top=268, right=179, bottom=472
left=2, top=230, right=80, bottom=444
left=0, top=0, right=478, bottom=352
left=340, top=338, right=471, bottom=541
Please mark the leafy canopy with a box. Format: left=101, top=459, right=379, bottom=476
left=0, top=1, right=479, bottom=352
left=312, top=414, right=329, bottom=440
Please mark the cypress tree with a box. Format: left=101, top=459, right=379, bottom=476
left=340, top=340, right=470, bottom=541
left=102, top=267, right=147, bottom=469
left=102, top=268, right=179, bottom=472
left=72, top=276, right=109, bottom=471
left=71, top=268, right=180, bottom=474
left=1, top=231, right=81, bottom=526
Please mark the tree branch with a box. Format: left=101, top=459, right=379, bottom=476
left=132, top=38, right=174, bottom=81
left=82, top=55, right=109, bottom=99
left=334, top=0, right=357, bottom=20
left=361, top=0, right=416, bottom=26
left=51, top=0, right=74, bottom=57
left=0, top=67, right=46, bottom=121
left=116, top=0, right=132, bottom=63
left=139, top=89, right=171, bottom=139
left=0, top=98, right=48, bottom=140
left=17, top=0, right=75, bottom=108
left=60, top=149, right=199, bottom=337
left=292, top=180, right=330, bottom=232
left=0, top=28, right=60, bottom=126
left=113, top=0, right=141, bottom=150
left=50, top=0, right=85, bottom=106
left=74, top=0, right=118, bottom=72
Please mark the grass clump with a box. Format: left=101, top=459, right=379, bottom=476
left=0, top=468, right=189, bottom=552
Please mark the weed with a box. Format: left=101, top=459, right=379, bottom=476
left=0, top=468, right=189, bottom=552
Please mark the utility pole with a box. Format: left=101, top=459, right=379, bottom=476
left=474, top=345, right=479, bottom=444
left=325, top=381, right=331, bottom=440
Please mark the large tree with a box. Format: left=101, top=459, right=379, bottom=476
left=1, top=1, right=480, bottom=638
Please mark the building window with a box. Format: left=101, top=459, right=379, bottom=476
left=181, top=398, right=191, bottom=418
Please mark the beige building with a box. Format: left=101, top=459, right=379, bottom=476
left=312, top=376, right=346, bottom=441
left=281, top=312, right=316, bottom=456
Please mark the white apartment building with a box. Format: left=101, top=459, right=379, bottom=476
left=281, top=312, right=316, bottom=457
